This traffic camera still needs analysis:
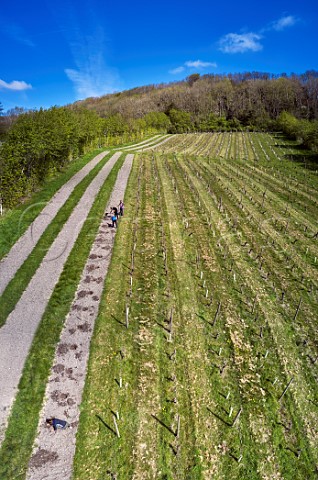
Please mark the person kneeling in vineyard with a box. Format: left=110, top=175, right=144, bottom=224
left=46, top=417, right=70, bottom=432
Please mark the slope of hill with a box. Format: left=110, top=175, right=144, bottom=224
left=73, top=71, right=318, bottom=127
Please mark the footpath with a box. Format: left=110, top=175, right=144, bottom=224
left=26, top=154, right=134, bottom=480
left=0, top=151, right=121, bottom=445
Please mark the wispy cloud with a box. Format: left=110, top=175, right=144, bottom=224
left=65, top=27, right=121, bottom=99
left=169, top=59, right=217, bottom=75
left=185, top=60, right=217, bottom=68
left=219, top=13, right=299, bottom=54
left=169, top=66, right=185, bottom=75
left=269, top=15, right=298, bottom=31
left=0, top=79, right=32, bottom=91
left=219, top=33, right=263, bottom=53
left=2, top=23, right=35, bottom=47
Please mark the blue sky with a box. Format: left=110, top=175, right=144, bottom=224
left=0, top=0, right=317, bottom=111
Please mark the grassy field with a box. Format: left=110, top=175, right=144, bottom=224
left=1, top=132, right=317, bottom=479
left=72, top=133, right=318, bottom=479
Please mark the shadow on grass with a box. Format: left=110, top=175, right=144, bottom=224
left=151, top=414, right=176, bottom=437
left=206, top=407, right=232, bottom=427
left=96, top=414, right=117, bottom=436
left=111, top=314, right=126, bottom=327
left=155, top=320, right=171, bottom=333
left=284, top=152, right=318, bottom=171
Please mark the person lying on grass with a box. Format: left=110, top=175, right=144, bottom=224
left=46, top=417, right=70, bottom=432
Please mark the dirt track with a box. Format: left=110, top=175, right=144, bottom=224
left=26, top=154, right=134, bottom=480
left=0, top=152, right=120, bottom=446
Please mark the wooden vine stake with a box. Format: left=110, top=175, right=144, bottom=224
left=176, top=415, right=181, bottom=438
left=232, top=407, right=242, bottom=427
left=251, top=295, right=257, bottom=314
left=113, top=415, right=120, bottom=438
left=126, top=305, right=129, bottom=329
left=196, top=251, right=200, bottom=269
left=168, top=308, right=173, bottom=342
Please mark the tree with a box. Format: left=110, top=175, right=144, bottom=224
left=144, top=112, right=171, bottom=132
left=168, top=109, right=193, bottom=133
left=186, top=73, right=200, bottom=87
left=0, top=105, right=101, bottom=207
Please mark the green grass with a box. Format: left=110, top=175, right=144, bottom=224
left=0, top=153, right=125, bottom=480
left=164, top=150, right=317, bottom=478
left=1, top=133, right=317, bottom=479
left=0, top=151, right=114, bottom=326
left=72, top=141, right=318, bottom=478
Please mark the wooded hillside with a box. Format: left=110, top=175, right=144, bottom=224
left=73, top=71, right=318, bottom=127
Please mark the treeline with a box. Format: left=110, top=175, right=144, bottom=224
left=0, top=106, right=165, bottom=208
left=0, top=107, right=102, bottom=208
left=278, top=112, right=318, bottom=152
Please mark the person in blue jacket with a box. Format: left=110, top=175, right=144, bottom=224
left=46, top=417, right=70, bottom=432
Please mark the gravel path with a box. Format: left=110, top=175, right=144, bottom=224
left=0, top=151, right=109, bottom=296
left=26, top=154, right=134, bottom=480
left=0, top=152, right=121, bottom=446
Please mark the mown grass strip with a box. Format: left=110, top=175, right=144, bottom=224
left=127, top=155, right=163, bottom=479
left=0, top=154, right=125, bottom=480
left=155, top=155, right=211, bottom=479
left=0, top=151, right=115, bottom=327
left=0, top=149, right=105, bottom=261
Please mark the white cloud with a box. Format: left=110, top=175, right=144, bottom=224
left=219, top=14, right=299, bottom=55
left=169, top=59, right=217, bottom=75
left=0, top=79, right=32, bottom=91
left=65, top=66, right=119, bottom=98
left=169, top=66, right=185, bottom=75
left=185, top=60, right=217, bottom=68
left=271, top=15, right=297, bottom=31
left=65, top=27, right=121, bottom=99
left=219, top=33, right=263, bottom=53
